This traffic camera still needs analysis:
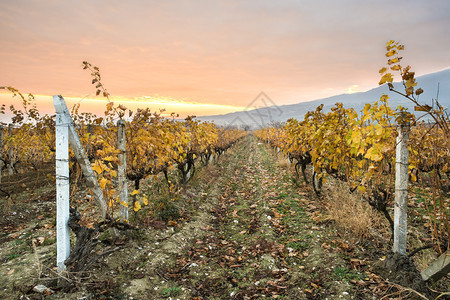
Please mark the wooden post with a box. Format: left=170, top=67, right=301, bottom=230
left=8, top=125, right=13, bottom=175
left=117, top=120, right=128, bottom=221
left=55, top=110, right=70, bottom=272
left=421, top=250, right=450, bottom=281
left=0, top=125, right=3, bottom=183
left=393, top=123, right=410, bottom=255
left=53, top=95, right=107, bottom=218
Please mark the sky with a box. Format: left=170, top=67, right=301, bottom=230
left=1, top=0, right=450, bottom=120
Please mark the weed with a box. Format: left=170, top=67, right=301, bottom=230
left=325, top=181, right=381, bottom=237
left=287, top=241, right=308, bottom=251
left=155, top=197, right=180, bottom=222
left=160, top=286, right=181, bottom=298
left=333, top=266, right=363, bottom=281
left=12, top=239, right=25, bottom=246
left=4, top=252, right=21, bottom=262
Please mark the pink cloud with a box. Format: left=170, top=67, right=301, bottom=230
left=1, top=0, right=449, bottom=113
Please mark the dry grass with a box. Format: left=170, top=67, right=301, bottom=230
left=277, top=156, right=291, bottom=170
left=325, top=181, right=381, bottom=238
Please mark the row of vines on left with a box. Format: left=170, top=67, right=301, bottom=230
left=0, top=86, right=247, bottom=223
left=0, top=88, right=55, bottom=187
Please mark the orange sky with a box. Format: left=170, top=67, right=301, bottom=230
left=1, top=0, right=450, bottom=121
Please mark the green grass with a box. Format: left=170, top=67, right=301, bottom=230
left=12, top=239, right=25, bottom=246
left=286, top=241, right=308, bottom=251
left=160, top=286, right=181, bottom=298
left=4, top=252, right=22, bottom=262
left=333, top=266, right=363, bottom=281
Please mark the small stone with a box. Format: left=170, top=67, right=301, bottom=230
left=33, top=285, right=54, bottom=294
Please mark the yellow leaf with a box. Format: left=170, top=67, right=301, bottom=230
left=99, top=177, right=108, bottom=190
left=357, top=186, right=366, bottom=193
left=405, top=79, right=417, bottom=88
left=92, top=164, right=103, bottom=175
left=375, top=124, right=383, bottom=136
left=388, top=57, right=399, bottom=65
left=134, top=201, right=141, bottom=212
left=131, top=189, right=139, bottom=196
left=386, top=49, right=397, bottom=57
left=379, top=73, right=393, bottom=85
left=143, top=197, right=148, bottom=205
left=168, top=220, right=177, bottom=226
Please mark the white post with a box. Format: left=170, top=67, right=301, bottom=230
left=393, top=123, right=410, bottom=255
left=209, top=152, right=213, bottom=164
left=53, top=95, right=107, bottom=218
left=55, top=110, right=70, bottom=272
left=117, top=120, right=128, bottom=221
left=0, top=125, right=3, bottom=183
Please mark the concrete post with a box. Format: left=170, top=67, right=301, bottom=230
left=393, top=123, right=410, bottom=255
left=117, top=120, right=128, bottom=221
left=53, top=95, right=107, bottom=218
left=55, top=111, right=70, bottom=272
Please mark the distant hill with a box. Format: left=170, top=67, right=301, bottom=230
left=197, top=69, right=450, bottom=129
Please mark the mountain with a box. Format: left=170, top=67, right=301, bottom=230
left=197, top=69, right=450, bottom=129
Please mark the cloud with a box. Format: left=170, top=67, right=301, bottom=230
left=346, top=85, right=360, bottom=94
left=1, top=0, right=449, bottom=111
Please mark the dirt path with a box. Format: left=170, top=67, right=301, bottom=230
left=124, top=136, right=369, bottom=299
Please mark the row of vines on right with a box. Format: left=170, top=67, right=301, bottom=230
left=255, top=40, right=449, bottom=256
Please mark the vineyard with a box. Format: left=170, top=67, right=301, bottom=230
left=0, top=41, right=449, bottom=299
